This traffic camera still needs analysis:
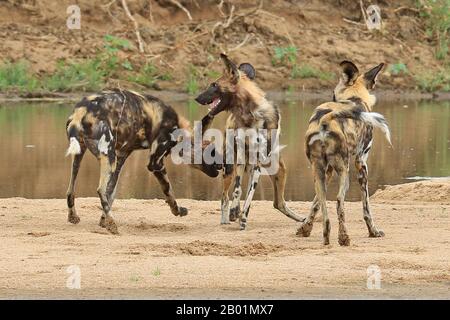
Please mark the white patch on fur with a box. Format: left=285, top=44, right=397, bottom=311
left=308, top=131, right=328, bottom=145
left=65, top=137, right=81, bottom=157
left=149, top=140, right=158, bottom=156
left=141, top=140, right=149, bottom=148
left=98, top=134, right=109, bottom=155
left=367, top=94, right=376, bottom=108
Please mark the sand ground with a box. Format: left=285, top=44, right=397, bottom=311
left=0, top=184, right=449, bottom=299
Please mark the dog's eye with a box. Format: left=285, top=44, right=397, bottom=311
left=211, top=82, right=218, bottom=88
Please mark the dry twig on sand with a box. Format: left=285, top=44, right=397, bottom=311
left=120, top=0, right=145, bottom=53
left=210, top=0, right=263, bottom=45
left=393, top=6, right=420, bottom=14
left=359, top=0, right=368, bottom=26
left=147, top=0, right=154, bottom=23
left=228, top=34, right=252, bottom=52
left=169, top=0, right=193, bottom=21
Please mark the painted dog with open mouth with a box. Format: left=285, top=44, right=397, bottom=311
left=297, top=61, right=391, bottom=245
left=65, top=89, right=219, bottom=234
left=195, top=54, right=305, bottom=230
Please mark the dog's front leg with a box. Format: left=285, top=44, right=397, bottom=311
left=228, top=163, right=245, bottom=223
left=240, top=164, right=261, bottom=230
left=220, top=165, right=235, bottom=225
left=148, top=132, right=187, bottom=217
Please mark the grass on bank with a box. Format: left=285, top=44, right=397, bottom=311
left=418, top=0, right=450, bottom=60
left=272, top=46, right=334, bottom=80
left=0, top=35, right=172, bottom=94
left=415, top=68, right=450, bottom=92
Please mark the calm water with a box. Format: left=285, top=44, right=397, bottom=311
left=0, top=99, right=449, bottom=201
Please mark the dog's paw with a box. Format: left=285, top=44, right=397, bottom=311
left=99, top=215, right=106, bottom=228
left=296, top=222, right=313, bottom=237
left=369, top=229, right=385, bottom=238
left=338, top=233, right=351, bottom=246
left=178, top=207, right=188, bottom=217
left=68, top=210, right=80, bottom=225
left=229, top=206, right=240, bottom=221
left=104, top=216, right=119, bottom=235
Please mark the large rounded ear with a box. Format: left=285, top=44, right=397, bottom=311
left=364, top=63, right=384, bottom=89
left=340, top=60, right=359, bottom=85
left=220, top=53, right=240, bottom=83
left=238, top=63, right=256, bottom=80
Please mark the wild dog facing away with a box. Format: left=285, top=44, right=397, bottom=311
left=195, top=54, right=305, bottom=230
left=298, top=61, right=391, bottom=246
left=65, top=89, right=219, bottom=234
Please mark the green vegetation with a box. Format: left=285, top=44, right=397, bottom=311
left=185, top=64, right=200, bottom=95
left=272, top=46, right=333, bottom=80
left=418, top=0, right=450, bottom=60
left=0, top=35, right=172, bottom=94
left=44, top=58, right=105, bottom=92
left=128, top=62, right=172, bottom=88
left=152, top=267, right=161, bottom=277
left=0, top=60, right=39, bottom=92
left=291, top=64, right=334, bottom=80
left=388, top=63, right=408, bottom=75
left=414, top=68, right=450, bottom=92
left=272, top=46, right=298, bottom=67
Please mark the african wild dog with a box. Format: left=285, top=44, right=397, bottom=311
left=297, top=61, right=391, bottom=246
left=65, top=89, right=219, bottom=234
left=195, top=54, right=305, bottom=230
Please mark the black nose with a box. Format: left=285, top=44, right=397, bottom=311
left=194, top=96, right=202, bottom=104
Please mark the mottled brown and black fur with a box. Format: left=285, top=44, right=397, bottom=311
left=195, top=54, right=305, bottom=230
left=297, top=61, right=391, bottom=245
left=65, top=89, right=219, bottom=234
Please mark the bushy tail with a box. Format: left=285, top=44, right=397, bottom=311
left=65, top=107, right=86, bottom=157
left=359, top=112, right=392, bottom=145
left=66, top=136, right=81, bottom=157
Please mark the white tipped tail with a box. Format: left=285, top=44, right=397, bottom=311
left=66, top=137, right=81, bottom=157
left=360, top=112, right=392, bottom=145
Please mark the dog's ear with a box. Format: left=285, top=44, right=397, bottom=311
left=364, top=63, right=384, bottom=89
left=340, top=60, right=359, bottom=85
left=220, top=53, right=240, bottom=83
left=238, top=63, right=256, bottom=80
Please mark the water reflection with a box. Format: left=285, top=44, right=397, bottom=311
left=0, top=98, right=449, bottom=201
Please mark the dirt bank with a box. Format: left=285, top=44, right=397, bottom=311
left=1, top=0, right=448, bottom=93
left=372, top=179, right=450, bottom=204
left=0, top=181, right=449, bottom=299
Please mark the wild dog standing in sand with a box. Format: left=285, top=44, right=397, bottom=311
left=65, top=89, right=219, bottom=234
left=195, top=54, right=305, bottom=230
left=297, top=61, right=391, bottom=246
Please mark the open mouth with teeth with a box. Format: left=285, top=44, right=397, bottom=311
left=208, top=98, right=221, bottom=112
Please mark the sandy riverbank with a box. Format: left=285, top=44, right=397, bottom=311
left=0, top=180, right=449, bottom=299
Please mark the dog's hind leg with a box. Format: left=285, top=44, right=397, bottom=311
left=153, top=166, right=188, bottom=217
left=297, top=165, right=333, bottom=237
left=67, top=146, right=86, bottom=224
left=356, top=154, right=384, bottom=238
left=228, top=163, right=245, bottom=223
left=97, top=153, right=119, bottom=234
left=310, top=162, right=330, bottom=245
left=270, top=159, right=305, bottom=222
left=335, top=159, right=350, bottom=246
left=220, top=165, right=235, bottom=225
left=239, top=165, right=261, bottom=230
